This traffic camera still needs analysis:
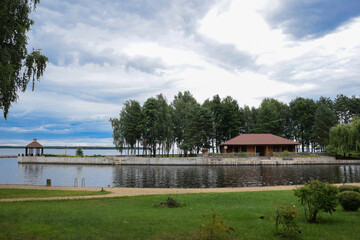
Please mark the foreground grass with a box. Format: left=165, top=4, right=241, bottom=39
left=0, top=188, right=109, bottom=199
left=0, top=190, right=359, bottom=240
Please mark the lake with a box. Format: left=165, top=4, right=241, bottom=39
left=1, top=158, right=360, bottom=188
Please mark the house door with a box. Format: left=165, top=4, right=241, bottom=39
left=256, top=146, right=265, bottom=156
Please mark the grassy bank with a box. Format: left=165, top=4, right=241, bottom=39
left=0, top=188, right=109, bottom=199
left=0, top=190, right=359, bottom=239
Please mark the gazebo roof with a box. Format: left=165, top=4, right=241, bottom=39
left=221, top=134, right=299, bottom=146
left=25, top=138, right=43, bottom=148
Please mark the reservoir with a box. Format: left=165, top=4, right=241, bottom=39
left=1, top=158, right=360, bottom=188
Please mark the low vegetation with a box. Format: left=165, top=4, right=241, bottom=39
left=339, top=191, right=360, bottom=211
left=1, top=189, right=360, bottom=239
left=294, top=180, right=339, bottom=223
left=274, top=204, right=301, bottom=237
left=0, top=188, right=109, bottom=199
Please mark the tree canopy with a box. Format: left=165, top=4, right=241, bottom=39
left=111, top=92, right=359, bottom=156
left=0, top=0, right=48, bottom=119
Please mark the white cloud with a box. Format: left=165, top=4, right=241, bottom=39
left=199, top=0, right=285, bottom=55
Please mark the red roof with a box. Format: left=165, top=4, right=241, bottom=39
left=221, top=134, right=299, bottom=146
left=25, top=138, right=43, bottom=148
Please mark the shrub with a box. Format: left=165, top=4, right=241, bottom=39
left=197, top=210, right=235, bottom=240
left=76, top=146, right=84, bottom=157
left=294, top=180, right=339, bottom=223
left=275, top=204, right=301, bottom=237
left=338, top=185, right=360, bottom=193
left=281, top=150, right=291, bottom=157
left=153, top=197, right=182, bottom=208
left=237, top=152, right=247, bottom=158
left=339, top=191, right=360, bottom=211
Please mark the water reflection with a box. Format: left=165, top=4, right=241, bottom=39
left=1, top=158, right=360, bottom=188
left=21, top=164, right=44, bottom=185
left=110, top=165, right=360, bottom=188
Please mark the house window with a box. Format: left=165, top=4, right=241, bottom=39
left=274, top=146, right=278, bottom=152
left=227, top=146, right=232, bottom=153
left=288, top=146, right=293, bottom=152
left=241, top=146, right=247, bottom=152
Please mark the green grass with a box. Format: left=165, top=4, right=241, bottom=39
left=0, top=191, right=359, bottom=239
left=0, top=188, right=109, bottom=199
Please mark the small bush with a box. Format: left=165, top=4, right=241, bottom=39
left=76, top=146, right=84, bottom=157
left=338, top=185, right=360, bottom=193
left=237, top=152, right=247, bottom=158
left=339, top=191, right=360, bottom=211
left=197, top=210, right=235, bottom=240
left=153, top=197, right=182, bottom=208
left=281, top=150, right=291, bottom=157
left=275, top=204, right=301, bottom=237
left=294, top=180, right=339, bottom=223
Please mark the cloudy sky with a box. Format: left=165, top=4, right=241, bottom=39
left=1, top=0, right=360, bottom=146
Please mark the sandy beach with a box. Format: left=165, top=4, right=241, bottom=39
left=1, top=183, right=360, bottom=202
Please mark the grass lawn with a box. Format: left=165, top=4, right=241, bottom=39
left=0, top=188, right=109, bottom=199
left=0, top=190, right=359, bottom=239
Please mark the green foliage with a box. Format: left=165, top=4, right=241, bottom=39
left=327, top=116, right=360, bottom=157
left=294, top=180, right=339, bottom=223
left=339, top=191, right=360, bottom=211
left=237, top=152, right=247, bottom=157
left=254, top=98, right=289, bottom=137
left=313, top=102, right=337, bottom=150
left=338, top=185, right=360, bottom=193
left=153, top=197, right=182, bottom=208
left=280, top=150, right=291, bottom=157
left=197, top=209, right=235, bottom=240
left=0, top=0, right=48, bottom=119
left=76, top=146, right=84, bottom=157
left=289, top=97, right=317, bottom=152
left=334, top=94, right=360, bottom=124
left=275, top=204, right=301, bottom=237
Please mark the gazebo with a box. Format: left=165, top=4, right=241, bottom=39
left=25, top=138, right=44, bottom=156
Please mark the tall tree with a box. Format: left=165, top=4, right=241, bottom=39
left=334, top=94, right=357, bottom=124
left=154, top=94, right=173, bottom=156
left=254, top=98, right=289, bottom=137
left=182, top=105, right=213, bottom=154
left=203, top=95, right=221, bottom=152
left=240, top=105, right=257, bottom=133
left=1, top=0, right=48, bottom=119
left=327, top=116, right=360, bottom=157
left=142, top=97, right=158, bottom=157
left=171, top=91, right=198, bottom=155
left=313, top=103, right=337, bottom=151
left=110, top=100, right=142, bottom=155
left=289, top=97, right=317, bottom=152
left=219, top=96, right=241, bottom=142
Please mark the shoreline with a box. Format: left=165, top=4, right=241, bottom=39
left=16, top=155, right=360, bottom=166
left=1, top=183, right=360, bottom=202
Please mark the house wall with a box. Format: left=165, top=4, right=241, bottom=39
left=221, top=145, right=297, bottom=156
left=246, top=146, right=256, bottom=155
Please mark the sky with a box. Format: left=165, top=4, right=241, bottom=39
left=1, top=0, right=360, bottom=146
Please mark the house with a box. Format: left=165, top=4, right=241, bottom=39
left=220, top=134, right=299, bottom=156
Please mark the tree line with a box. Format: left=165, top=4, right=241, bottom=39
left=110, top=92, right=360, bottom=156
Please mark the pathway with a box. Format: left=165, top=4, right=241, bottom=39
left=1, top=183, right=360, bottom=202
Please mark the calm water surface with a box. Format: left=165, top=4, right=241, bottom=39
left=1, top=158, right=360, bottom=188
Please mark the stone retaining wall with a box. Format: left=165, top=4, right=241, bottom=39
left=17, top=156, right=360, bottom=165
